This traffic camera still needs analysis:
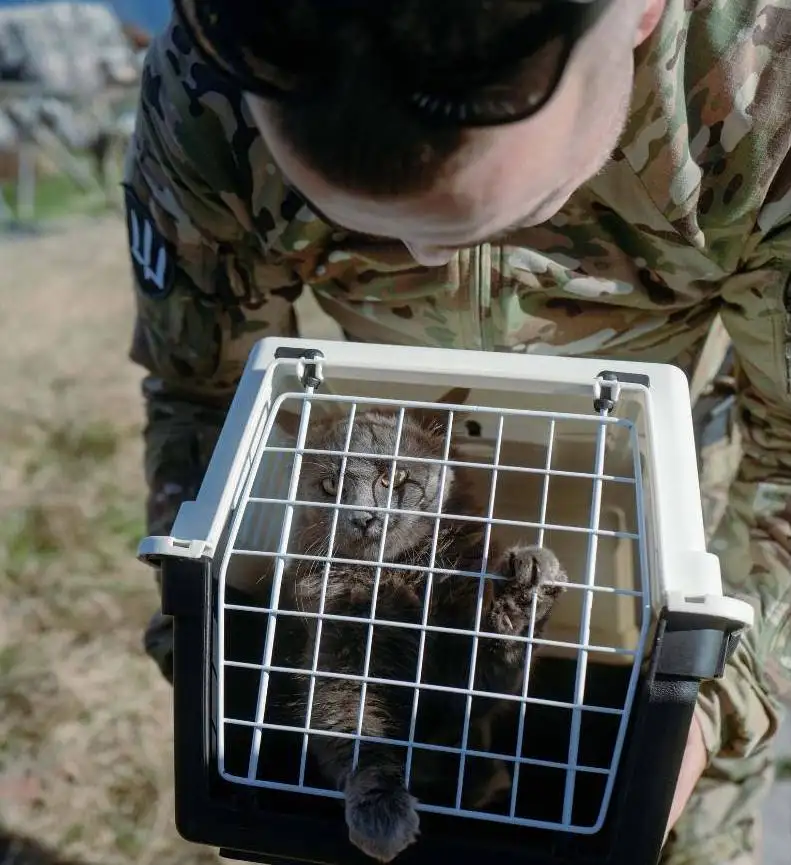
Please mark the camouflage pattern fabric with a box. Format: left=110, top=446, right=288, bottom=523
left=124, top=2, right=791, bottom=861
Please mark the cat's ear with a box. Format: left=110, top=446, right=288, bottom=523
left=274, top=409, right=302, bottom=439
left=436, top=386, right=471, bottom=409
left=273, top=404, right=331, bottom=439
left=273, top=404, right=342, bottom=440
left=411, top=386, right=471, bottom=432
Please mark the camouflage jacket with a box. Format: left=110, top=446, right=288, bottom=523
left=124, top=0, right=791, bottom=764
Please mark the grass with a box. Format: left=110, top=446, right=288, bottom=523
left=1, top=171, right=110, bottom=224
left=0, top=217, right=205, bottom=865
left=0, top=398, right=219, bottom=865
left=1, top=133, right=132, bottom=226
left=2, top=420, right=144, bottom=596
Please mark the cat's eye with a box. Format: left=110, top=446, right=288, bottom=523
left=321, top=477, right=338, bottom=496
left=380, top=469, right=408, bottom=489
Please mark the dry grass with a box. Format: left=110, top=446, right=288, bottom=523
left=0, top=218, right=220, bottom=865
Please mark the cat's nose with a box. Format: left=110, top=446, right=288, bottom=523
left=350, top=510, right=375, bottom=531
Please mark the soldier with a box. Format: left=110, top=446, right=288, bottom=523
left=123, top=1, right=789, bottom=862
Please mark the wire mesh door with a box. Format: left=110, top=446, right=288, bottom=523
left=215, top=385, right=651, bottom=836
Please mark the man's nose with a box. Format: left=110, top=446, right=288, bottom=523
left=403, top=241, right=456, bottom=267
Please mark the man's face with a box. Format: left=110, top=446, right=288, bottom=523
left=246, top=0, right=665, bottom=267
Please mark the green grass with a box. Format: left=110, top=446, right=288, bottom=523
left=4, top=417, right=135, bottom=573
left=22, top=418, right=122, bottom=480
left=0, top=417, right=147, bottom=615
left=1, top=165, right=117, bottom=224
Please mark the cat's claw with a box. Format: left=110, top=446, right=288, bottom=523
left=344, top=766, right=420, bottom=862
left=491, top=544, right=567, bottom=636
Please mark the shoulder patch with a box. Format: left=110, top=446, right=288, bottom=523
left=124, top=186, right=176, bottom=300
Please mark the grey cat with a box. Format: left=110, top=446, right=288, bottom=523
left=277, top=389, right=568, bottom=862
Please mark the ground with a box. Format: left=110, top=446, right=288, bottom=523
left=0, top=216, right=216, bottom=865
left=0, top=215, right=788, bottom=865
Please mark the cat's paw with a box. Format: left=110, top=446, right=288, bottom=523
left=491, top=545, right=567, bottom=635
left=344, top=766, right=420, bottom=862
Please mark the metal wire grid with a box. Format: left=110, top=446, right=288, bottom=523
left=215, top=389, right=652, bottom=834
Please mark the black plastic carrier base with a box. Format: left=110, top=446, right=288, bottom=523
left=160, top=556, right=742, bottom=865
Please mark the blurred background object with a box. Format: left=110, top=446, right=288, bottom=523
left=107, top=0, right=169, bottom=35
left=0, top=0, right=154, bottom=230
left=0, top=0, right=170, bottom=31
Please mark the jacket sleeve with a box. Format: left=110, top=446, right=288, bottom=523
left=123, top=15, right=307, bottom=404
left=122, top=16, right=308, bottom=540
left=694, top=160, right=791, bottom=763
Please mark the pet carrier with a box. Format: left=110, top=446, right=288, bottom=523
left=138, top=337, right=753, bottom=865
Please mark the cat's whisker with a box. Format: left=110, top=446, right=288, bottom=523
left=299, top=460, right=328, bottom=473
left=294, top=533, right=343, bottom=614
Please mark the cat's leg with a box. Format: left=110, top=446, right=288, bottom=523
left=306, top=672, right=419, bottom=862
left=397, top=628, right=514, bottom=812
left=460, top=708, right=514, bottom=810
left=414, top=553, right=565, bottom=814
left=485, top=544, right=568, bottom=670
left=448, top=546, right=567, bottom=807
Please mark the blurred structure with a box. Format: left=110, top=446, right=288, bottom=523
left=109, top=0, right=169, bottom=37
left=0, top=0, right=144, bottom=229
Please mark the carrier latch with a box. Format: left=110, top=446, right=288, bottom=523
left=593, top=372, right=622, bottom=414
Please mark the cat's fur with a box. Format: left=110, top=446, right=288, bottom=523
left=277, top=391, right=567, bottom=862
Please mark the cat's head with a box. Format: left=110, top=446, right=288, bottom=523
left=290, top=388, right=470, bottom=562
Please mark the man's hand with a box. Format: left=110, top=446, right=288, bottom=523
left=664, top=712, right=707, bottom=845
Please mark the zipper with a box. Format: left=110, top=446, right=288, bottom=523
left=478, top=242, right=493, bottom=351
left=457, top=243, right=493, bottom=350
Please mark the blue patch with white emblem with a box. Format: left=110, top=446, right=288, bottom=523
left=124, top=185, right=176, bottom=300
